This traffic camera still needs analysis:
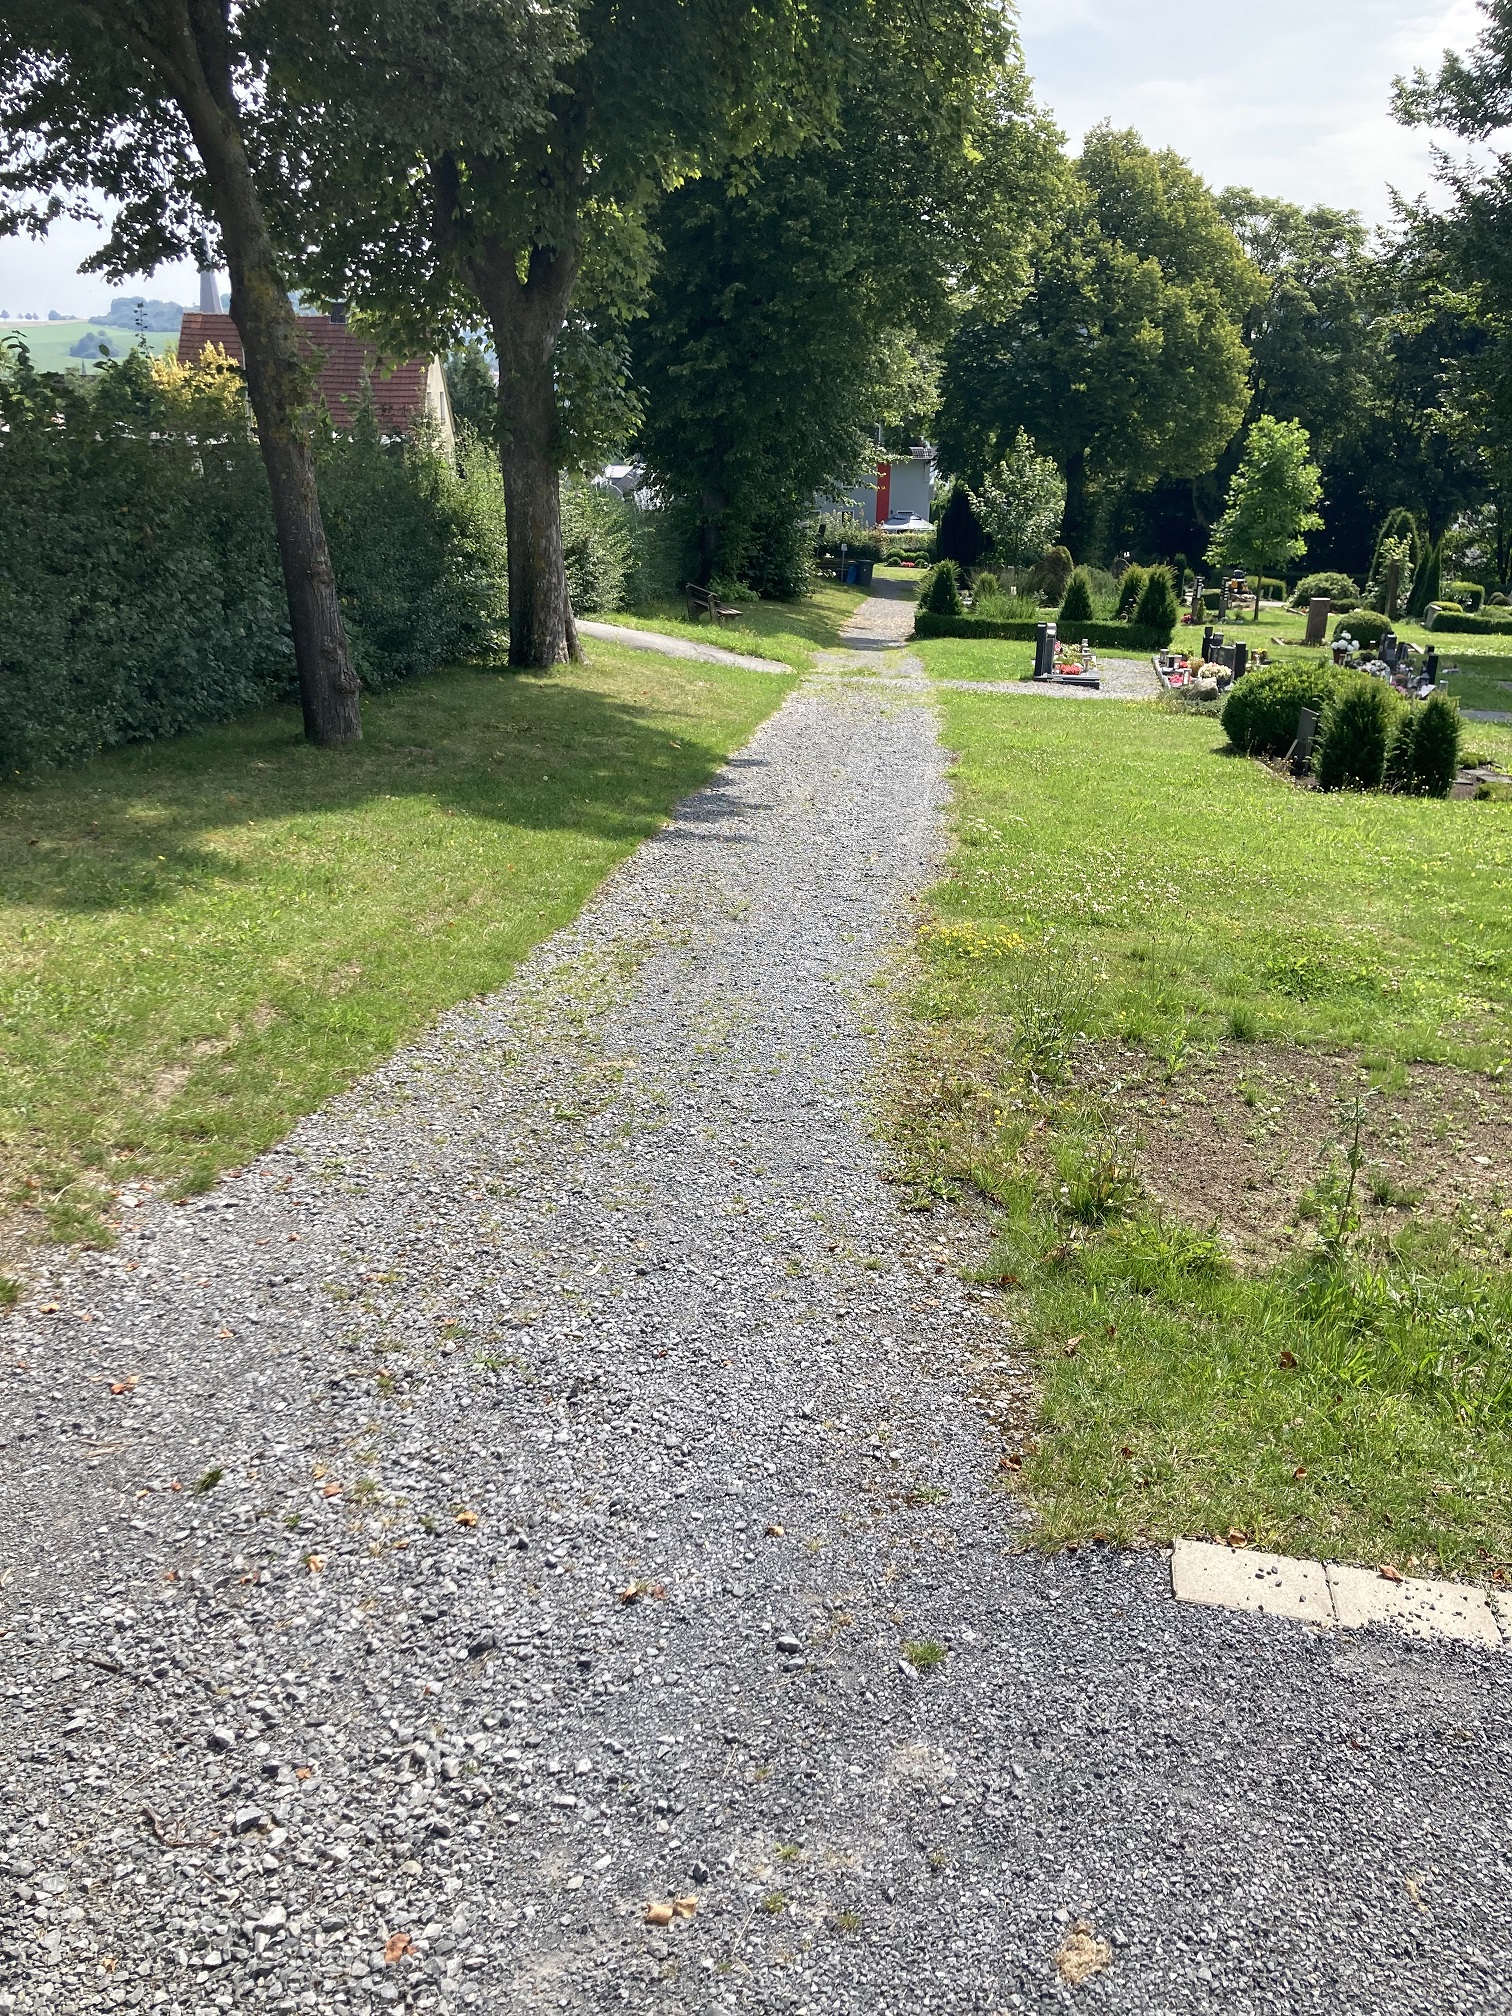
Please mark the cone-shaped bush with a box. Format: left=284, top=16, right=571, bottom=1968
left=1033, top=544, right=1074, bottom=603
left=1058, top=567, right=1095, bottom=627
left=1132, top=566, right=1179, bottom=643
left=1314, top=674, right=1400, bottom=791
left=922, top=559, right=963, bottom=617
left=1409, top=691, right=1461, bottom=795
left=1114, top=564, right=1147, bottom=619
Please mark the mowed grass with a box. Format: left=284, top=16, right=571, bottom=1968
left=903, top=694, right=1512, bottom=1576
left=1, top=320, right=178, bottom=377
left=612, top=579, right=868, bottom=671
left=0, top=645, right=794, bottom=1252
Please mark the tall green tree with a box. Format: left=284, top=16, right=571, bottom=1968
left=271, top=1, right=826, bottom=665
left=628, top=0, right=1057, bottom=588
left=937, top=126, right=1260, bottom=557
left=1206, top=416, right=1323, bottom=616
left=975, top=430, right=1066, bottom=564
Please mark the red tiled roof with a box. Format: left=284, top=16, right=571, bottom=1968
left=177, top=313, right=435, bottom=432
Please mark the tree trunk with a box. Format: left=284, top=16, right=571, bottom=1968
left=141, top=3, right=361, bottom=746
left=454, top=233, right=582, bottom=669
left=1061, top=446, right=1089, bottom=561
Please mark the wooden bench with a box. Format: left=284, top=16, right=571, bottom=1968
left=685, top=582, right=742, bottom=626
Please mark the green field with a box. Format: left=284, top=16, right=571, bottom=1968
left=901, top=694, right=1512, bottom=1577
left=0, top=319, right=179, bottom=376
left=0, top=644, right=796, bottom=1257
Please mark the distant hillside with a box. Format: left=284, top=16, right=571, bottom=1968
left=1, top=321, right=178, bottom=375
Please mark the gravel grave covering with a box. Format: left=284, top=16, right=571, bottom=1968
left=3, top=668, right=1511, bottom=2014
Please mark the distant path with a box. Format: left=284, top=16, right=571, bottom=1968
left=836, top=573, right=919, bottom=650
left=578, top=620, right=792, bottom=674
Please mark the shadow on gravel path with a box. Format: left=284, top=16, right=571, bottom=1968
left=2, top=679, right=1509, bottom=2014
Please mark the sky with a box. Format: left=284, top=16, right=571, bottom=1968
left=0, top=0, right=1491, bottom=317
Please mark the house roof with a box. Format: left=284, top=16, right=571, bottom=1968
left=176, top=313, right=442, bottom=435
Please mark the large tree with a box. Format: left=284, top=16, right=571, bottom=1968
left=1, top=4, right=547, bottom=744
left=628, top=0, right=1058, bottom=588
left=270, top=1, right=824, bottom=667
left=936, top=125, right=1259, bottom=559
left=1206, top=415, right=1324, bottom=613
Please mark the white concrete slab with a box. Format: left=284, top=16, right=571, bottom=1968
left=1325, top=1562, right=1502, bottom=1650
left=1171, top=1539, right=1333, bottom=1625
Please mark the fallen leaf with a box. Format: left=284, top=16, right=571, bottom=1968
left=295, top=1767, right=312, bottom=1782
left=305, top=1554, right=325, bottom=1575
left=1226, top=1528, right=1248, bottom=1548
left=1278, top=1349, right=1298, bottom=1369
left=1293, top=1465, right=1308, bottom=1479
left=1379, top=1564, right=1403, bottom=1583
left=1056, top=1920, right=1112, bottom=1986
left=384, top=1931, right=413, bottom=1964
left=39, top=1303, right=60, bottom=1315
left=1063, top=1334, right=1084, bottom=1357
left=1404, top=1874, right=1427, bottom=1910
left=672, top=1895, right=699, bottom=1919
left=1000, top=1453, right=1023, bottom=1472
left=455, top=1509, right=479, bottom=1528
left=1119, top=1446, right=1134, bottom=1459
left=322, top=1483, right=343, bottom=1499
left=764, top=1524, right=785, bottom=1538
left=644, top=1902, right=674, bottom=1927
left=102, top=1957, right=117, bottom=1974
left=109, top=1378, right=138, bottom=1396
left=1104, top=1324, right=1117, bottom=1338
left=994, top=1272, right=1021, bottom=1287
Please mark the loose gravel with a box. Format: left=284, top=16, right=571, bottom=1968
left=3, top=674, right=1511, bottom=2016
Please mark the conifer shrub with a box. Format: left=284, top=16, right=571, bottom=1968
left=1114, top=564, right=1148, bottom=619
left=1386, top=692, right=1461, bottom=797
left=1058, top=567, right=1096, bottom=627
left=1131, top=566, right=1179, bottom=644
left=1030, top=545, right=1074, bottom=603
left=922, top=559, right=964, bottom=617
left=1314, top=674, right=1400, bottom=791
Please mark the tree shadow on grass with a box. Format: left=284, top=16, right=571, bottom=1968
left=0, top=660, right=775, bottom=916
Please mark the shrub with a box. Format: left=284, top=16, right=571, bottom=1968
left=1131, top=565, right=1179, bottom=644
left=623, top=501, right=693, bottom=605
left=1114, top=563, right=1148, bottom=619
left=1445, top=579, right=1484, bottom=611
left=922, top=559, right=964, bottom=617
left=816, top=516, right=883, bottom=565
left=1314, top=674, right=1400, bottom=791
left=1424, top=606, right=1512, bottom=635
left=1058, top=567, right=1096, bottom=627
left=740, top=506, right=816, bottom=601
left=1220, top=662, right=1341, bottom=756
left=1334, top=609, right=1389, bottom=649
left=1030, top=544, right=1074, bottom=603
left=1083, top=565, right=1118, bottom=612
left=1290, top=571, right=1359, bottom=610
left=1387, top=692, right=1461, bottom=797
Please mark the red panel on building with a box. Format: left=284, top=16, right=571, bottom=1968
left=875, top=461, right=891, bottom=523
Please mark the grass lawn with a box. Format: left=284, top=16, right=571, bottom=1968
left=901, top=693, right=1512, bottom=1578
left=1, top=320, right=178, bottom=377
left=0, top=644, right=795, bottom=1263
left=612, top=579, right=867, bottom=670
left=915, top=637, right=1038, bottom=682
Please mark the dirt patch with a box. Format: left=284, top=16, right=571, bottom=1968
left=1079, top=1042, right=1512, bottom=1266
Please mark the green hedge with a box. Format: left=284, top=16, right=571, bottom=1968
left=913, top=611, right=1173, bottom=650
left=0, top=341, right=508, bottom=771
left=1424, top=607, right=1512, bottom=635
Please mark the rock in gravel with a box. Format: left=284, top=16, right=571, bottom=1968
left=1, top=670, right=1509, bottom=2015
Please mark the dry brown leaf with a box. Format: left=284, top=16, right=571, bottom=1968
left=322, top=1483, right=343, bottom=1499
left=672, top=1895, right=699, bottom=1919
left=383, top=1931, right=414, bottom=1964
left=455, top=1509, right=479, bottom=1528
left=1226, top=1528, right=1249, bottom=1548
left=1379, top=1563, right=1403, bottom=1583
left=1063, top=1334, right=1083, bottom=1357
left=305, top=1554, right=325, bottom=1575
left=764, top=1524, right=785, bottom=1538
left=1278, top=1349, right=1298, bottom=1369
left=1293, top=1465, right=1308, bottom=1479
left=1056, top=1920, right=1112, bottom=1987
left=644, top=1902, right=674, bottom=1927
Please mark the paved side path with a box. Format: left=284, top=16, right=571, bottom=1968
left=3, top=682, right=1510, bottom=2016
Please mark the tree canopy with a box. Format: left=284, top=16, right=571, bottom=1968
left=1206, top=415, right=1324, bottom=588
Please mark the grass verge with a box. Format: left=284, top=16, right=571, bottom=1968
left=612, top=580, right=867, bottom=670
left=898, top=693, right=1512, bottom=1577
left=1, top=644, right=795, bottom=1252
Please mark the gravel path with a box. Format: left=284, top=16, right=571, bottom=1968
left=4, top=677, right=1511, bottom=2016
left=575, top=624, right=792, bottom=675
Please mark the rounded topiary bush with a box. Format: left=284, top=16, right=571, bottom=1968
left=1132, top=565, right=1179, bottom=643
left=1220, top=663, right=1341, bottom=757
left=1334, top=609, right=1389, bottom=649
left=1058, top=566, right=1095, bottom=627
left=1290, top=571, right=1359, bottom=611
left=922, top=559, right=963, bottom=617
left=1314, top=674, right=1400, bottom=791
left=1031, top=544, right=1074, bottom=603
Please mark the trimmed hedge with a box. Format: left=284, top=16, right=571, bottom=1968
left=912, top=612, right=1172, bottom=649
left=1424, top=607, right=1512, bottom=635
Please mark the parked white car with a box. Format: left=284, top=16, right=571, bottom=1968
left=881, top=511, right=931, bottom=533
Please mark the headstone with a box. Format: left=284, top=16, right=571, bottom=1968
left=1201, top=625, right=1215, bottom=663
left=1304, top=596, right=1331, bottom=646
left=1425, top=649, right=1440, bottom=686
left=1233, top=641, right=1248, bottom=679
left=1381, top=628, right=1398, bottom=666
left=1034, top=622, right=1057, bottom=680
left=1294, top=707, right=1320, bottom=764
